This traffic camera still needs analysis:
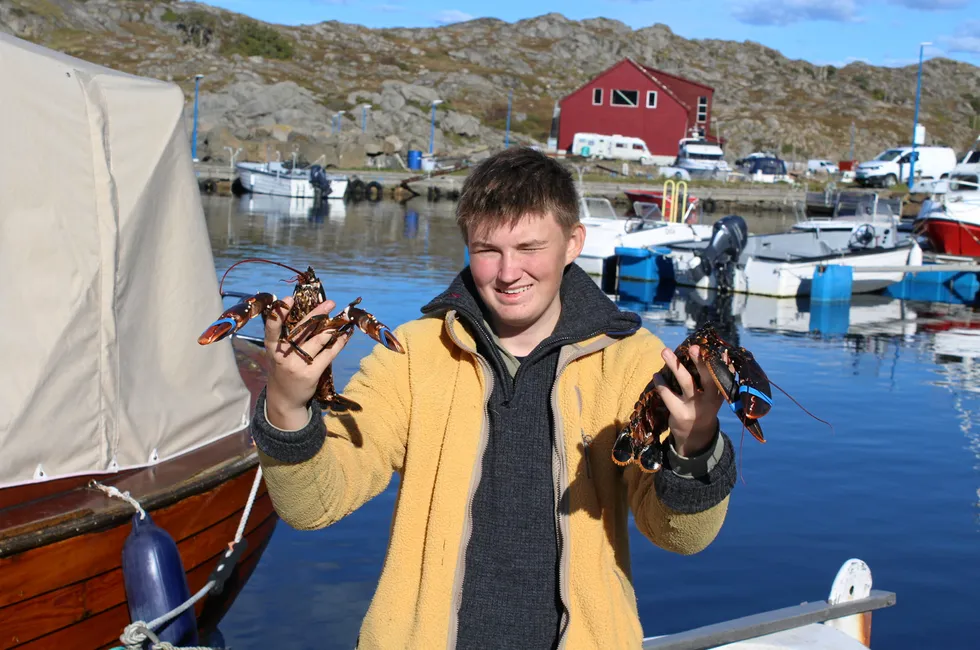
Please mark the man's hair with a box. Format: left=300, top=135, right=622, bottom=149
left=456, top=147, right=579, bottom=241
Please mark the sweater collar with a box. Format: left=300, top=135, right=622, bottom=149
left=421, top=263, right=642, bottom=348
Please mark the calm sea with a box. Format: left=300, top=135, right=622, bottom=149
left=202, top=194, right=979, bottom=649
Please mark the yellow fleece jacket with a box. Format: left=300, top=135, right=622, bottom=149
left=258, top=310, right=731, bottom=649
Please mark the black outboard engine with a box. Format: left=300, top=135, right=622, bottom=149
left=309, top=165, right=332, bottom=199
left=690, top=215, right=748, bottom=293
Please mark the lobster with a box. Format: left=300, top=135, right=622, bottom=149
left=612, top=323, right=773, bottom=473
left=197, top=258, right=404, bottom=413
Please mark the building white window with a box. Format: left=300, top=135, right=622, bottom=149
left=611, top=90, right=639, bottom=107
left=646, top=91, right=658, bottom=108
left=592, top=88, right=603, bottom=105
left=697, top=96, right=708, bottom=122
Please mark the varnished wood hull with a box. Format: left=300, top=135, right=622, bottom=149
left=0, top=339, right=276, bottom=650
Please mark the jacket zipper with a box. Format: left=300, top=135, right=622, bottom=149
left=444, top=312, right=495, bottom=650
left=549, top=333, right=614, bottom=649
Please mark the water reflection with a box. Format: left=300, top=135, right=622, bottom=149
left=204, top=195, right=980, bottom=650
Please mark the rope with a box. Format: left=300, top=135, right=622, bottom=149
left=94, top=466, right=265, bottom=650
left=90, top=481, right=147, bottom=520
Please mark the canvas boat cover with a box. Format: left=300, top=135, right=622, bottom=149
left=0, top=33, right=250, bottom=488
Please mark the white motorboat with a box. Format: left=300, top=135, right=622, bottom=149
left=664, top=215, right=922, bottom=298
left=794, top=193, right=905, bottom=234
left=675, top=128, right=731, bottom=180
left=575, top=197, right=713, bottom=277
left=236, top=159, right=349, bottom=199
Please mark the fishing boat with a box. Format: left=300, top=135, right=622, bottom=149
left=794, top=193, right=905, bottom=234
left=236, top=157, right=349, bottom=199
left=660, top=215, right=922, bottom=298
left=913, top=165, right=980, bottom=257
left=0, top=33, right=275, bottom=649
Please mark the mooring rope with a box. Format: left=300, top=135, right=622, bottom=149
left=93, top=465, right=265, bottom=650
left=90, top=481, right=147, bottom=520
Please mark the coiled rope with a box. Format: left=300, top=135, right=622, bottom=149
left=93, top=464, right=265, bottom=650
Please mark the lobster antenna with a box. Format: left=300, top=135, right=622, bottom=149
left=219, top=258, right=305, bottom=294
left=769, top=380, right=835, bottom=435
left=738, top=423, right=748, bottom=486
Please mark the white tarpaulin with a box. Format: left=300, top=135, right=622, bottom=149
left=0, top=33, right=251, bottom=488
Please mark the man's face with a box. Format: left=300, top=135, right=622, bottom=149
left=467, top=213, right=585, bottom=335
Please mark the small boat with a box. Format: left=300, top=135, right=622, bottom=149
left=663, top=215, right=922, bottom=298
left=642, top=558, right=894, bottom=649
left=913, top=164, right=980, bottom=257
left=794, top=192, right=906, bottom=234
left=575, top=196, right=712, bottom=278
left=236, top=156, right=349, bottom=199
left=0, top=33, right=275, bottom=649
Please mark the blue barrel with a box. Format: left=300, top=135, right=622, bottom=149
left=407, top=149, right=422, bottom=170
left=121, top=512, right=199, bottom=645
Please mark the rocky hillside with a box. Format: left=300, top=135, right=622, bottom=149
left=3, top=0, right=979, bottom=167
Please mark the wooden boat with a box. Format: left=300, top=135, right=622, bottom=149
left=0, top=33, right=276, bottom=649
left=0, top=340, right=275, bottom=650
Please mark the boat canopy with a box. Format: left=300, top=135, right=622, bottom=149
left=0, top=34, right=250, bottom=488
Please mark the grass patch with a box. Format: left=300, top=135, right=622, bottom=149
left=221, top=18, right=295, bottom=59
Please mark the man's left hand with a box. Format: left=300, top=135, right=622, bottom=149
left=653, top=344, right=724, bottom=457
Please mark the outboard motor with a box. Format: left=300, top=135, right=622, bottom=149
left=690, top=214, right=749, bottom=293
left=309, top=165, right=333, bottom=199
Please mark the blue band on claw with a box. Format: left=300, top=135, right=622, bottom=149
left=215, top=317, right=238, bottom=331
left=738, top=385, right=773, bottom=406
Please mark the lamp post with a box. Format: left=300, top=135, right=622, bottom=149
left=191, top=74, right=204, bottom=161
left=909, top=42, right=931, bottom=186
left=505, top=89, right=513, bottom=148
left=429, top=99, right=443, bottom=155
left=361, top=104, right=371, bottom=133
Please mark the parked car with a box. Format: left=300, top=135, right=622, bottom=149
left=808, top=159, right=839, bottom=175
left=854, top=146, right=957, bottom=188
left=570, top=132, right=655, bottom=165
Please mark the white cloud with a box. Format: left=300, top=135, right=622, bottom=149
left=375, top=3, right=405, bottom=10
left=939, top=20, right=980, bottom=55
left=731, top=0, right=859, bottom=25
left=887, top=0, right=967, bottom=10
left=434, top=10, right=475, bottom=25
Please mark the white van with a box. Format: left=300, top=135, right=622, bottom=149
left=854, top=146, right=957, bottom=188
left=570, top=132, right=654, bottom=165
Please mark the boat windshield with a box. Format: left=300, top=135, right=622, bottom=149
left=580, top=197, right=619, bottom=220
left=874, top=149, right=904, bottom=162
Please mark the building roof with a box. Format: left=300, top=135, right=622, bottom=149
left=560, top=57, right=691, bottom=111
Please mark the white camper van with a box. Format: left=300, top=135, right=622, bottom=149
left=570, top=133, right=655, bottom=165
left=854, top=146, right=957, bottom=188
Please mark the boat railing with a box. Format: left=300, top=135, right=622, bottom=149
left=642, top=589, right=896, bottom=650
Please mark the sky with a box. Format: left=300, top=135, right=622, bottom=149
left=197, top=0, right=980, bottom=68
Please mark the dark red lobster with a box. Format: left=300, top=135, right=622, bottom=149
left=197, top=259, right=404, bottom=412
left=612, top=323, right=773, bottom=473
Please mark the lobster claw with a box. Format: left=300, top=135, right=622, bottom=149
left=198, top=292, right=277, bottom=345
left=349, top=305, right=405, bottom=354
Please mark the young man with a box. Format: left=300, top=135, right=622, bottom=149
left=253, top=147, right=737, bottom=649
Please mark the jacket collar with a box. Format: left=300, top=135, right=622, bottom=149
left=421, top=263, right=642, bottom=354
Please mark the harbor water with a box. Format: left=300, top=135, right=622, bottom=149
left=203, top=194, right=979, bottom=649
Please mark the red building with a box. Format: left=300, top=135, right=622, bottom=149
left=558, top=58, right=716, bottom=162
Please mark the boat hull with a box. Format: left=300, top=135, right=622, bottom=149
left=0, top=340, right=276, bottom=650
left=236, top=164, right=348, bottom=199
left=668, top=242, right=921, bottom=298
left=918, top=217, right=980, bottom=257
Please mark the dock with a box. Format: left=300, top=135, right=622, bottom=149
left=193, top=161, right=805, bottom=212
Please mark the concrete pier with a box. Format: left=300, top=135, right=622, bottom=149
left=193, top=162, right=806, bottom=212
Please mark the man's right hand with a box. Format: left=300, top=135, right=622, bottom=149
left=264, top=296, right=351, bottom=430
